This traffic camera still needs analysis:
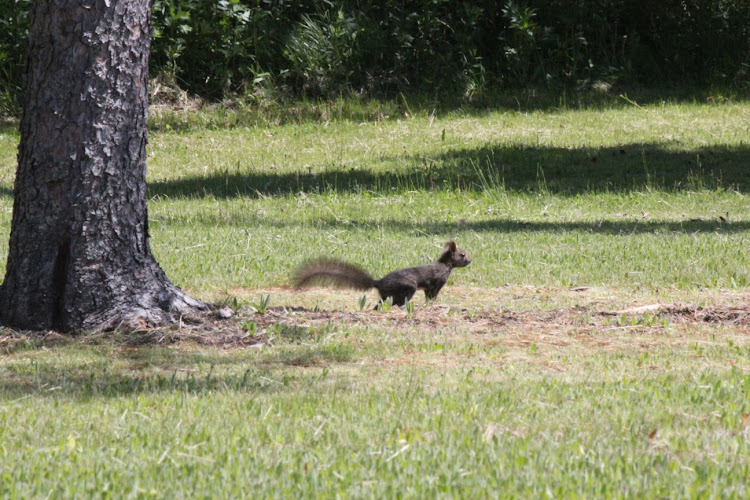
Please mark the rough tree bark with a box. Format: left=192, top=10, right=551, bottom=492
left=0, top=0, right=206, bottom=332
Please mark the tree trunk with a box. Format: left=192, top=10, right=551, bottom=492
left=0, top=0, right=206, bottom=332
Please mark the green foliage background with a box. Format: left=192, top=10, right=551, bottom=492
left=1, top=0, right=750, bottom=112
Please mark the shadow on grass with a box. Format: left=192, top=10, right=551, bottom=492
left=154, top=213, right=750, bottom=236
left=0, top=367, right=285, bottom=399
left=398, top=86, right=750, bottom=116
left=147, top=142, right=750, bottom=199
left=0, top=121, right=18, bottom=134
left=146, top=87, right=750, bottom=132
left=391, top=217, right=750, bottom=235
left=0, top=339, right=354, bottom=399
left=1, top=131, right=748, bottom=200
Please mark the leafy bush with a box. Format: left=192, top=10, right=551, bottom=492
left=1, top=0, right=749, bottom=113
left=0, top=0, right=31, bottom=116
left=284, top=9, right=363, bottom=97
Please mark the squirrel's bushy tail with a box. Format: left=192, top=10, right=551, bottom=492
left=293, top=258, right=376, bottom=291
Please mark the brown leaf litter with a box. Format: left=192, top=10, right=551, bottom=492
left=0, top=301, right=747, bottom=352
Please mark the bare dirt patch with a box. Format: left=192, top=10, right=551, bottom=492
left=1, top=297, right=748, bottom=353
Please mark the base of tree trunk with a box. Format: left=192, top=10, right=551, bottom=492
left=0, top=257, right=209, bottom=333
left=73, top=282, right=210, bottom=333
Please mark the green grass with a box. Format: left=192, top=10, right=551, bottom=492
left=1, top=324, right=750, bottom=498
left=0, top=96, right=749, bottom=497
left=138, top=99, right=750, bottom=296
left=2, top=99, right=748, bottom=296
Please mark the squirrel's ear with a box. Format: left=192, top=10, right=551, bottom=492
left=444, top=241, right=457, bottom=253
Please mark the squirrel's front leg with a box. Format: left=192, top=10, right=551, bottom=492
left=424, top=282, right=445, bottom=301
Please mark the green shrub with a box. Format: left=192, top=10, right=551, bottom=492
left=0, top=0, right=31, bottom=116
left=1, top=0, right=749, bottom=111
left=284, top=9, right=363, bottom=97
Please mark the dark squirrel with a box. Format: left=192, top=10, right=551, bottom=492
left=293, top=241, right=471, bottom=306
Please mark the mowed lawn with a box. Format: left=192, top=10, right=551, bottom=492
left=0, top=97, right=749, bottom=497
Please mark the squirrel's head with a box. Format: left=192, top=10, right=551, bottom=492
left=438, top=241, right=471, bottom=268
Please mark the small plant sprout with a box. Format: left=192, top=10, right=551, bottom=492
left=404, top=298, right=415, bottom=317
left=241, top=321, right=258, bottom=335
left=249, top=293, right=271, bottom=314
left=219, top=295, right=245, bottom=313
left=219, top=294, right=245, bottom=316
left=356, top=294, right=368, bottom=311
left=376, top=296, right=393, bottom=313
